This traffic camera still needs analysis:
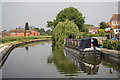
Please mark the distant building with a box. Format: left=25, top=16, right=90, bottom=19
left=29, top=26, right=35, bottom=30
left=88, top=27, right=99, bottom=34
left=0, top=31, right=9, bottom=37
left=9, top=29, right=40, bottom=37
left=107, top=14, right=120, bottom=29
left=113, top=26, right=120, bottom=34
left=109, top=33, right=120, bottom=41
left=105, top=27, right=111, bottom=33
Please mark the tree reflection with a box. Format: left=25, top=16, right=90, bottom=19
left=101, top=55, right=120, bottom=72
left=64, top=48, right=101, bottom=75
left=25, top=47, right=29, bottom=51
left=47, top=42, right=120, bottom=77
left=47, top=42, right=79, bottom=76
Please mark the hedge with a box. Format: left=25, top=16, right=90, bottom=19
left=103, top=39, right=120, bottom=50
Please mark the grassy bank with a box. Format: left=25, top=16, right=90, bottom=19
left=0, top=35, right=52, bottom=43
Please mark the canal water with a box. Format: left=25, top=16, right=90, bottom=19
left=2, top=42, right=120, bottom=78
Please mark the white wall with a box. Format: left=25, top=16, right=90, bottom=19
left=114, top=29, right=120, bottom=34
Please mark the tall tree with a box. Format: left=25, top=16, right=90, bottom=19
left=47, top=7, right=85, bottom=31
left=86, top=24, right=94, bottom=27
left=25, top=22, right=29, bottom=30
left=46, top=29, right=52, bottom=35
left=33, top=28, right=39, bottom=32
left=52, top=20, right=79, bottom=44
left=99, top=21, right=108, bottom=29
left=39, top=28, right=46, bottom=35
left=81, top=24, right=89, bottom=33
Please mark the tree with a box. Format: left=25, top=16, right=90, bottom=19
left=46, top=29, right=52, bottom=35
left=33, top=28, right=39, bottom=32
left=52, top=20, right=79, bottom=44
left=99, top=21, right=108, bottom=29
left=25, top=22, right=29, bottom=30
left=86, top=24, right=94, bottom=27
left=98, top=29, right=105, bottom=36
left=39, top=28, right=46, bottom=35
left=81, top=24, right=89, bottom=33
left=47, top=7, right=85, bottom=31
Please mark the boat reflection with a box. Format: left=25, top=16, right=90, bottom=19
left=64, top=48, right=101, bottom=75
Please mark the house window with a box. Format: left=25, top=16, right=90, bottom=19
left=112, top=20, right=117, bottom=25
left=19, top=32, right=21, bottom=34
left=12, top=32, right=15, bottom=34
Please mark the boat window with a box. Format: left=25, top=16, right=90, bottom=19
left=86, top=39, right=91, bottom=48
left=93, top=39, right=98, bottom=47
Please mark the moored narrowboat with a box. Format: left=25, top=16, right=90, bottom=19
left=64, top=38, right=101, bottom=52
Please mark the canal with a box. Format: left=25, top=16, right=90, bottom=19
left=1, top=42, right=120, bottom=78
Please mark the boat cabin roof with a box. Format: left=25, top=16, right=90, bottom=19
left=82, top=38, right=97, bottom=40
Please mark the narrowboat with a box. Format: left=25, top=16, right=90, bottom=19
left=64, top=38, right=101, bottom=52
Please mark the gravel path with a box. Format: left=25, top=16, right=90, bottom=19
left=0, top=46, right=9, bottom=53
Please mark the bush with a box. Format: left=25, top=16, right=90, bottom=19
left=103, top=39, right=120, bottom=50
left=103, top=39, right=109, bottom=48
left=111, top=41, right=117, bottom=49
left=107, top=41, right=112, bottom=49
left=116, top=41, right=120, bottom=50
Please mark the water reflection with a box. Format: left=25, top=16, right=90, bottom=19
left=48, top=42, right=119, bottom=77
left=2, top=42, right=120, bottom=78
left=101, top=55, right=120, bottom=72
left=64, top=47, right=101, bottom=75
left=47, top=43, right=79, bottom=76
left=25, top=47, right=29, bottom=51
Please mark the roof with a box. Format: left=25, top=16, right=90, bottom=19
left=10, top=29, right=39, bottom=33
left=82, top=38, right=97, bottom=40
left=26, top=30, right=32, bottom=33
left=88, top=26, right=99, bottom=30
left=110, top=14, right=120, bottom=21
left=10, top=29, right=25, bottom=32
left=114, top=25, right=120, bottom=29
left=0, top=31, right=9, bottom=36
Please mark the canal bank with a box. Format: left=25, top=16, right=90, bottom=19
left=0, top=38, right=51, bottom=68
left=1, top=42, right=119, bottom=78
left=101, top=48, right=120, bottom=61
left=63, top=46, right=120, bottom=62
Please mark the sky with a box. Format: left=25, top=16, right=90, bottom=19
left=1, top=1, right=119, bottom=31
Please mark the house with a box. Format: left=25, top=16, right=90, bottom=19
left=109, top=33, right=120, bottom=41
left=105, top=27, right=111, bottom=33
left=113, top=25, right=120, bottom=34
left=107, top=14, right=120, bottom=34
left=88, top=27, right=99, bottom=34
left=9, top=29, right=40, bottom=37
left=9, top=29, right=25, bottom=37
left=0, top=31, right=9, bottom=37
left=107, top=14, right=120, bottom=29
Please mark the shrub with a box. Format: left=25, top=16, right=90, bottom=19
left=111, top=41, right=117, bottom=50
left=103, top=39, right=120, bottom=50
left=116, top=41, right=120, bottom=50
left=107, top=41, right=112, bottom=49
